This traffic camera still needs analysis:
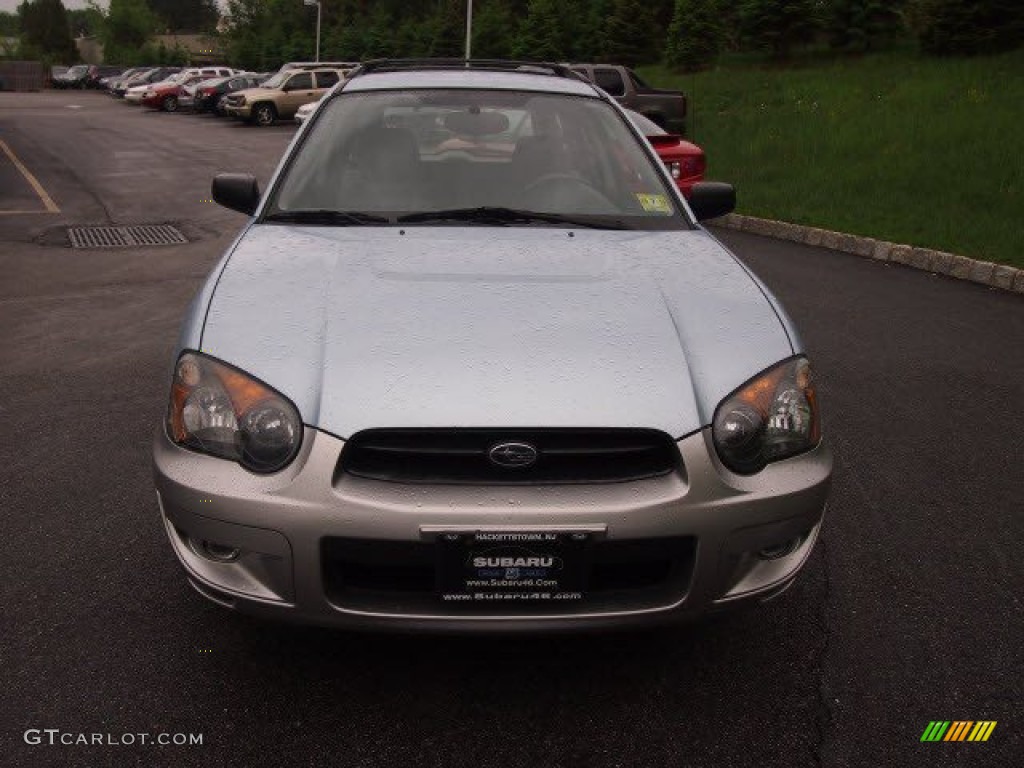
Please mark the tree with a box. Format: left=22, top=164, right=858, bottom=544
left=148, top=0, right=219, bottom=34
left=99, top=0, right=157, bottom=64
left=67, top=6, right=103, bottom=37
left=603, top=0, right=658, bottom=67
left=580, top=0, right=613, bottom=60
left=740, top=0, right=821, bottom=60
left=513, top=0, right=570, bottom=60
left=664, top=0, right=725, bottom=71
left=827, top=0, right=906, bottom=52
left=429, top=0, right=465, bottom=58
left=907, top=0, right=1024, bottom=55
left=473, top=0, right=517, bottom=59
left=17, top=0, right=77, bottom=61
left=0, top=11, right=20, bottom=38
left=223, top=0, right=311, bottom=70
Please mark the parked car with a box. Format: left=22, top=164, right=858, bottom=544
left=569, top=63, right=687, bottom=135
left=154, top=59, right=831, bottom=632
left=278, top=60, right=359, bottom=74
left=190, top=74, right=266, bottom=114
left=293, top=96, right=321, bottom=124
left=49, top=65, right=69, bottom=87
left=223, top=68, right=344, bottom=125
left=625, top=109, right=705, bottom=197
left=52, top=64, right=90, bottom=89
left=128, top=67, right=230, bottom=105
left=106, top=67, right=150, bottom=95
left=118, top=68, right=180, bottom=100
left=180, top=77, right=217, bottom=110
left=140, top=75, right=204, bottom=112
left=85, top=65, right=124, bottom=89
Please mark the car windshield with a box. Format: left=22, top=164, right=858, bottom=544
left=68, top=65, right=88, bottom=75
left=260, top=72, right=288, bottom=89
left=269, top=89, right=687, bottom=230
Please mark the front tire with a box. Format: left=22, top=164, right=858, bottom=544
left=163, top=95, right=179, bottom=113
left=252, top=103, right=276, bottom=127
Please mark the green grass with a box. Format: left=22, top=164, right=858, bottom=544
left=640, top=49, right=1024, bottom=268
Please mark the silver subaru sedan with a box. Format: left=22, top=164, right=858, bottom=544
left=153, top=61, right=832, bottom=631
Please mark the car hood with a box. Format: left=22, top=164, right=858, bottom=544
left=231, top=87, right=281, bottom=100
left=199, top=226, right=793, bottom=438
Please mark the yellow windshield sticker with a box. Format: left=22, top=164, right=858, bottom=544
left=636, top=193, right=672, bottom=214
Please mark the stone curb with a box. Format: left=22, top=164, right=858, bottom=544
left=713, top=213, right=1024, bottom=296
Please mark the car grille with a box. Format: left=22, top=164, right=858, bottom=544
left=338, top=428, right=681, bottom=485
left=321, top=536, right=696, bottom=615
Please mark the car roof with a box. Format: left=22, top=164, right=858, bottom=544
left=343, top=68, right=599, bottom=97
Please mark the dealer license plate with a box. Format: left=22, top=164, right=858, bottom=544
left=438, top=531, right=590, bottom=603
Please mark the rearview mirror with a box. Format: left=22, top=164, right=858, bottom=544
left=212, top=173, right=260, bottom=216
left=688, top=182, right=736, bottom=222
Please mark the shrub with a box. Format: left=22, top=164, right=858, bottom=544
left=908, top=0, right=1024, bottom=56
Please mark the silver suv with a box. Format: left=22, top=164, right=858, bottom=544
left=154, top=60, right=831, bottom=631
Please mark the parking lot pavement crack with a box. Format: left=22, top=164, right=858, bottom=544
left=17, top=121, right=117, bottom=228
left=809, top=534, right=834, bottom=768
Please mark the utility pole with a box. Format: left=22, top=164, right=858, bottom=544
left=465, top=0, right=473, bottom=60
left=303, top=0, right=321, bottom=63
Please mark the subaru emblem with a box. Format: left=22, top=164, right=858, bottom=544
left=488, top=442, right=538, bottom=468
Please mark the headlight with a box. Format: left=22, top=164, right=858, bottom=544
left=712, top=357, right=821, bottom=474
left=166, top=352, right=302, bottom=473
left=667, top=161, right=682, bottom=180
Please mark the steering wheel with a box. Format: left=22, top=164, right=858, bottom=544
left=521, top=173, right=617, bottom=212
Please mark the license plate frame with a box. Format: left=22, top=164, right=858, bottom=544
left=437, top=530, right=591, bottom=604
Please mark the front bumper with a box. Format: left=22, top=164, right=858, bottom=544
left=153, top=426, right=831, bottom=632
left=224, top=103, right=251, bottom=119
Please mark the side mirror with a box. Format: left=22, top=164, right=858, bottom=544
left=689, top=182, right=736, bottom=222
left=212, top=173, right=260, bottom=216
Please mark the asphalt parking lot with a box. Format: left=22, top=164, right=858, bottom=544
left=1, top=90, right=1021, bottom=768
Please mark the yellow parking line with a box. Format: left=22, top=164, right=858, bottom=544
left=0, top=138, right=60, bottom=214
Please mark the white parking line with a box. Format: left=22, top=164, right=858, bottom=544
left=0, top=138, right=60, bottom=214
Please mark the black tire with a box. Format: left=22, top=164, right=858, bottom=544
left=252, top=103, right=276, bottom=127
left=163, top=95, right=179, bottom=113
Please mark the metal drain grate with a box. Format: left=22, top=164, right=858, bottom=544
left=68, top=224, right=188, bottom=249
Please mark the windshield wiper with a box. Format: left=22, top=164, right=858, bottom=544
left=263, top=209, right=389, bottom=226
left=397, top=207, right=630, bottom=230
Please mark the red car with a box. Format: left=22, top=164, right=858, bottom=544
left=626, top=109, right=706, bottom=198
left=141, top=75, right=207, bottom=112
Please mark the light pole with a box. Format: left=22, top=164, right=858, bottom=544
left=464, top=0, right=473, bottom=60
left=304, top=0, right=321, bottom=63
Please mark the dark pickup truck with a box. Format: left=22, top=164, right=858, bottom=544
left=569, top=64, right=687, bottom=135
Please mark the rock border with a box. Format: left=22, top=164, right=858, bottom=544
left=713, top=213, right=1024, bottom=296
